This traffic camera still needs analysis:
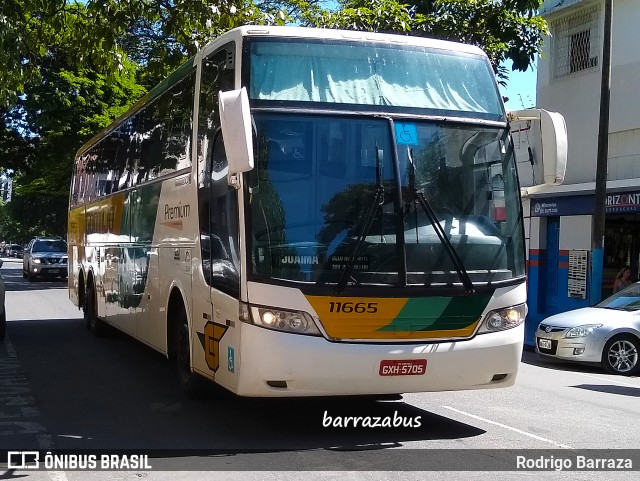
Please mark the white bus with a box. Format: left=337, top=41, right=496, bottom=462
left=68, top=26, right=566, bottom=397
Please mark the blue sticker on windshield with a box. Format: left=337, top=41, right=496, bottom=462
left=395, top=123, right=418, bottom=145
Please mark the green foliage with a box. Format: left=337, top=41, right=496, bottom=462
left=308, top=0, right=548, bottom=83
left=310, top=0, right=413, bottom=33
left=1, top=2, right=145, bottom=239
left=0, top=0, right=547, bottom=239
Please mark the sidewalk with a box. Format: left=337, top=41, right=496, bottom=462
left=0, top=335, right=51, bottom=450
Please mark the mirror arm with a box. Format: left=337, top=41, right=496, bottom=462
left=228, top=173, right=241, bottom=190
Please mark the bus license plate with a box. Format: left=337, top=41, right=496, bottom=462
left=538, top=338, right=552, bottom=350
left=379, top=359, right=427, bottom=376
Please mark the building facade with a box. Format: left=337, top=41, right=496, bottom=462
left=521, top=0, right=640, bottom=344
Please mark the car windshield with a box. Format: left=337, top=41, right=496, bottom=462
left=32, top=240, right=67, bottom=253
left=596, top=283, right=640, bottom=311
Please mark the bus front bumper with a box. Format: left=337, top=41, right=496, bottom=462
left=234, top=323, right=524, bottom=397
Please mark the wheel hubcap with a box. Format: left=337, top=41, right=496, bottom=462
left=608, top=340, right=638, bottom=373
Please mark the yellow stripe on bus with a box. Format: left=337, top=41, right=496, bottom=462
left=305, top=295, right=481, bottom=340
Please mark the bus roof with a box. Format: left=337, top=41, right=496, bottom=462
left=205, top=25, right=486, bottom=58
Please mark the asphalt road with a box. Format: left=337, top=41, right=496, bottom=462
left=1, top=257, right=639, bottom=480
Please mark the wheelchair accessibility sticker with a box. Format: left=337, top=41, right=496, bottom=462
left=395, top=123, right=418, bottom=145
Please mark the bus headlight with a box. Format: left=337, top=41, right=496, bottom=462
left=245, top=304, right=322, bottom=336
left=477, top=304, right=527, bottom=334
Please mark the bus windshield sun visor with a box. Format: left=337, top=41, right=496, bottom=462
left=407, top=147, right=475, bottom=293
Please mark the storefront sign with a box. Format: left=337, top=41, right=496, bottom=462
left=531, top=196, right=593, bottom=217
left=531, top=191, right=640, bottom=216
left=606, top=192, right=640, bottom=213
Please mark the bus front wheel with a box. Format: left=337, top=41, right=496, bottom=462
left=175, top=308, right=205, bottom=399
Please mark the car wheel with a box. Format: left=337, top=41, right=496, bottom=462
left=84, top=284, right=107, bottom=337
left=175, top=307, right=205, bottom=399
left=601, top=335, right=640, bottom=376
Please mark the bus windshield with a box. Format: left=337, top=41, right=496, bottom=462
left=247, top=114, right=524, bottom=288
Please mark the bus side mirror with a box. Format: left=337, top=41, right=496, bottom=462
left=509, top=109, right=568, bottom=187
left=219, top=88, right=254, bottom=184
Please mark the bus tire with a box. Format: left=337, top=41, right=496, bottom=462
left=175, top=306, right=205, bottom=399
left=0, top=310, right=6, bottom=341
left=84, top=283, right=107, bottom=337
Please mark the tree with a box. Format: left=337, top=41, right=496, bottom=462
left=1, top=0, right=547, bottom=238
left=307, top=0, right=548, bottom=84
left=2, top=1, right=546, bottom=106
left=1, top=4, right=145, bottom=239
left=0, top=1, right=276, bottom=106
left=1, top=1, right=266, bottom=237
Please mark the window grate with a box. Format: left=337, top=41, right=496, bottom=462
left=550, top=5, right=600, bottom=80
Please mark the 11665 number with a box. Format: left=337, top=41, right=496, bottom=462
left=328, top=302, right=378, bottom=313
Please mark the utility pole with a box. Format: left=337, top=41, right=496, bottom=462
left=591, top=0, right=613, bottom=304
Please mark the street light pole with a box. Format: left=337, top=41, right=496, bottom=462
left=591, top=0, right=613, bottom=304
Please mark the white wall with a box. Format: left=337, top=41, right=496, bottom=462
left=528, top=216, right=544, bottom=250
left=560, top=215, right=592, bottom=250
left=537, top=0, right=640, bottom=186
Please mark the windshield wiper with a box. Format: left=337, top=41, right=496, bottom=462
left=407, top=149, right=475, bottom=293
left=334, top=145, right=385, bottom=294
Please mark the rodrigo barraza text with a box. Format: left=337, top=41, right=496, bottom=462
left=516, top=455, right=632, bottom=471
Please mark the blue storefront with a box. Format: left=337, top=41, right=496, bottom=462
left=525, top=190, right=640, bottom=346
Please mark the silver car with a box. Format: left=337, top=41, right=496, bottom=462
left=23, top=237, right=68, bottom=281
left=535, top=282, right=640, bottom=375
left=0, top=259, right=6, bottom=340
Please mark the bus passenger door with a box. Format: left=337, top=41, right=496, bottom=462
left=193, top=136, right=241, bottom=391
left=190, top=45, right=238, bottom=388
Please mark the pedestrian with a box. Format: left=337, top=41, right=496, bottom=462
left=613, top=267, right=633, bottom=293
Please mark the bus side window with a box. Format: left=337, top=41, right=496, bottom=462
left=200, top=132, right=240, bottom=297
left=197, top=44, right=235, bottom=184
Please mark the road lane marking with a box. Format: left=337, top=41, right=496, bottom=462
left=572, top=372, right=639, bottom=388
left=442, top=405, right=574, bottom=449
left=37, top=410, right=70, bottom=481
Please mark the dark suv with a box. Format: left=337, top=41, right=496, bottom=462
left=23, top=237, right=68, bottom=281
